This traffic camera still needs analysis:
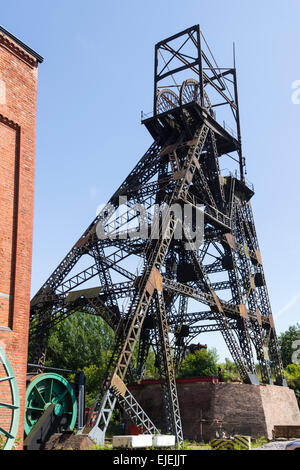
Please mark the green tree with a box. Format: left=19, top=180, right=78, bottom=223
left=178, top=348, right=219, bottom=378
left=29, top=312, right=159, bottom=409
left=278, top=324, right=300, bottom=368
left=218, top=358, right=241, bottom=382
left=284, top=363, right=300, bottom=407
left=139, top=346, right=158, bottom=379
left=28, top=312, right=115, bottom=409
left=44, top=312, right=114, bottom=371
left=80, top=364, right=106, bottom=408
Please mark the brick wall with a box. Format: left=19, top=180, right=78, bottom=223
left=127, top=380, right=300, bottom=441
left=0, top=29, right=41, bottom=449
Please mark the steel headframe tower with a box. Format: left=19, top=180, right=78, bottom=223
left=29, top=25, right=286, bottom=446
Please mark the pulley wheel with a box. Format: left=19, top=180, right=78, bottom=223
left=0, top=346, right=20, bottom=450
left=24, top=372, right=77, bottom=436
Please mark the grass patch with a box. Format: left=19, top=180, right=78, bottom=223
left=250, top=436, right=268, bottom=449
left=91, top=439, right=213, bottom=451
left=91, top=437, right=268, bottom=451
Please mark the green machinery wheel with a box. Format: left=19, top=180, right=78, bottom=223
left=0, top=346, right=20, bottom=450
left=24, top=372, right=77, bottom=436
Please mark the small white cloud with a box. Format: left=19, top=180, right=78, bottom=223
left=292, top=80, right=300, bottom=105
left=275, top=292, right=300, bottom=319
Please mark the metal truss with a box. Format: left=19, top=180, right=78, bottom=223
left=153, top=290, right=183, bottom=444
left=30, top=25, right=286, bottom=447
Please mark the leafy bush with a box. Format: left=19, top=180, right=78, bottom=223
left=278, top=324, right=300, bottom=368
left=178, top=348, right=219, bottom=378
left=284, top=363, right=300, bottom=407
left=218, top=358, right=241, bottom=383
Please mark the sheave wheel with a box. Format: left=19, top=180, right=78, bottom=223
left=0, top=346, right=20, bottom=450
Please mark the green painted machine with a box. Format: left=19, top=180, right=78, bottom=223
left=1, top=351, right=85, bottom=450
left=24, top=372, right=77, bottom=436
left=0, top=346, right=20, bottom=450
left=23, top=367, right=85, bottom=450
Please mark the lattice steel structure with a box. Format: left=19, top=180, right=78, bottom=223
left=29, top=25, right=286, bottom=447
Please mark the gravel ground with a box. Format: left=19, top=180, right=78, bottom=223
left=253, top=440, right=294, bottom=450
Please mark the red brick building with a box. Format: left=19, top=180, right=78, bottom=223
left=0, top=26, right=42, bottom=448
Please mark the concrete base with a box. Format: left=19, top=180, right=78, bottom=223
left=127, top=380, right=300, bottom=441
left=113, top=435, right=153, bottom=448
left=153, top=435, right=176, bottom=447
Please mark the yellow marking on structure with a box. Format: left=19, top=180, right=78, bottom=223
left=111, top=374, right=127, bottom=397
left=210, top=435, right=251, bottom=450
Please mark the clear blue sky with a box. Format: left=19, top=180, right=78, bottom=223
left=1, top=0, right=299, bottom=360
